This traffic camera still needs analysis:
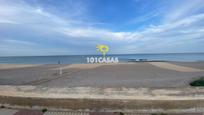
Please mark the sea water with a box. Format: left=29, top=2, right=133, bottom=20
left=0, top=53, right=204, bottom=64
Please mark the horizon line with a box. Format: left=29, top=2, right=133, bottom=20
left=1, top=52, right=204, bottom=57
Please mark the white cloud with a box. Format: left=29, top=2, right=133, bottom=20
left=0, top=0, right=204, bottom=55
left=60, top=13, right=204, bottom=43
left=0, top=19, right=18, bottom=24
left=60, top=27, right=142, bottom=41
left=164, top=0, right=204, bottom=22
left=1, top=39, right=36, bottom=46
left=1, top=0, right=203, bottom=42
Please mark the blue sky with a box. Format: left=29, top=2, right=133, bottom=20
left=0, top=0, right=204, bottom=56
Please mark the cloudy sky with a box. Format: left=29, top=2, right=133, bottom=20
left=0, top=0, right=204, bottom=56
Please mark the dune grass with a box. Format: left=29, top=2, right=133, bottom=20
left=190, top=77, right=204, bottom=86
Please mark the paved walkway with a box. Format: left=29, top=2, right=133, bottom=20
left=0, top=109, right=203, bottom=115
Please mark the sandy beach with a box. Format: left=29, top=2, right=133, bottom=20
left=0, top=64, right=41, bottom=70
left=0, top=62, right=204, bottom=88
left=0, top=62, right=204, bottom=112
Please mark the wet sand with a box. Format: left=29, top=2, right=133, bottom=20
left=0, top=62, right=204, bottom=88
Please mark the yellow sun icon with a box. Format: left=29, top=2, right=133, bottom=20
left=96, top=44, right=109, bottom=57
